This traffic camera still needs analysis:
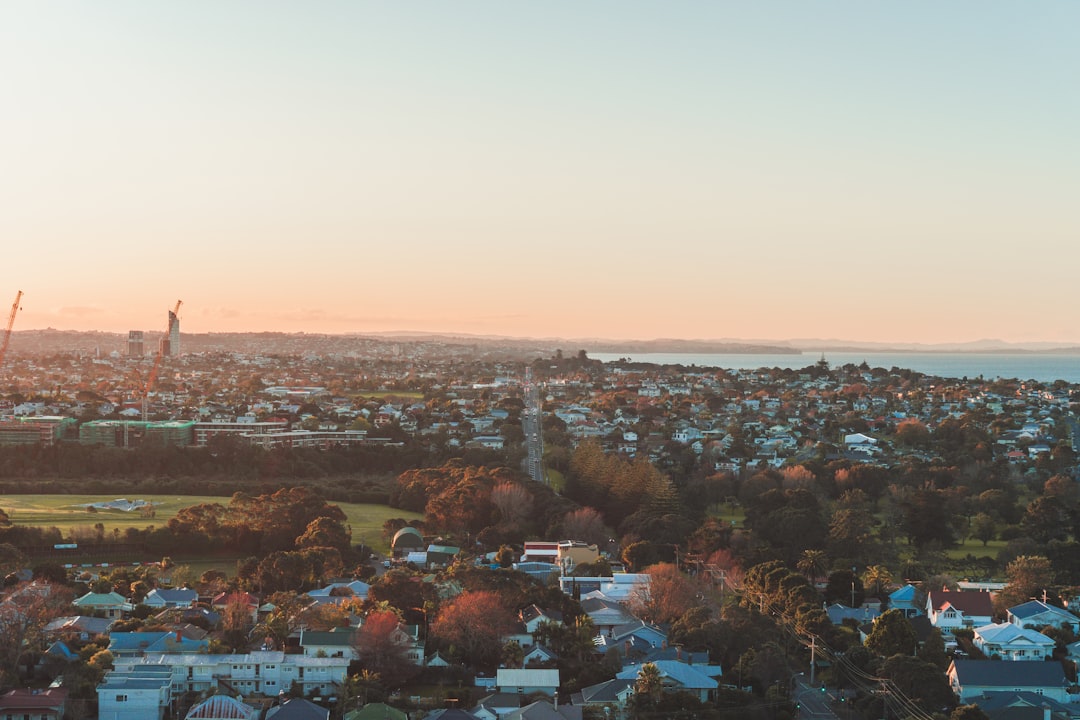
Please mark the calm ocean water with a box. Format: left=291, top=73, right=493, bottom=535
left=588, top=352, right=1080, bottom=384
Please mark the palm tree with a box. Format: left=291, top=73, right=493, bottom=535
left=635, top=662, right=664, bottom=705
left=797, top=549, right=828, bottom=585
left=862, top=564, right=894, bottom=599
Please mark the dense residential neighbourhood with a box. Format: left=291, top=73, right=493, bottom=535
left=0, top=335, right=1079, bottom=719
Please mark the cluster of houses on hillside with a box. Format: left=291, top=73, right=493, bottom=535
left=820, top=583, right=1080, bottom=719
left=2, top=349, right=1077, bottom=480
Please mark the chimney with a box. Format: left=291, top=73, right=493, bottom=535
left=175, top=630, right=182, bottom=643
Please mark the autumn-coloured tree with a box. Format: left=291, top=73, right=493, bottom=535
left=491, top=482, right=533, bottom=526
left=559, top=507, right=610, bottom=548
left=295, top=516, right=351, bottom=553
left=629, top=563, right=702, bottom=626
left=355, top=609, right=419, bottom=688
left=430, top=590, right=516, bottom=669
left=0, top=582, right=74, bottom=685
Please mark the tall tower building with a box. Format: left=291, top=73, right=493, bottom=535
left=127, top=331, right=144, bottom=357
left=166, top=310, right=180, bottom=356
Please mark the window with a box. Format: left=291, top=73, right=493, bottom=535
left=115, top=695, right=128, bottom=702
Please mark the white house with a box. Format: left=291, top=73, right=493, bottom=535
left=972, top=623, right=1055, bottom=661
left=109, top=651, right=350, bottom=701
left=496, top=669, right=560, bottom=697
left=97, top=664, right=173, bottom=720
left=926, top=591, right=994, bottom=635
left=947, top=659, right=1069, bottom=704
left=1007, top=600, right=1080, bottom=634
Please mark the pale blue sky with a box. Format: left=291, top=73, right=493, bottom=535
left=2, top=3, right=1077, bottom=343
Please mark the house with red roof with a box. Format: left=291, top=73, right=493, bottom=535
left=926, top=590, right=995, bottom=637
left=0, top=688, right=67, bottom=719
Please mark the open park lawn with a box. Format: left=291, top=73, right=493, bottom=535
left=0, top=494, right=421, bottom=557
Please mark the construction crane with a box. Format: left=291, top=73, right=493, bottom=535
left=0, top=290, right=23, bottom=373
left=142, top=300, right=182, bottom=419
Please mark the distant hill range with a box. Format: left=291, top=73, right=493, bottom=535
left=7, top=329, right=1079, bottom=357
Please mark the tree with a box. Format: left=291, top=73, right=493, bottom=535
left=970, top=513, right=996, bottom=546
left=996, top=555, right=1054, bottom=612
left=797, top=549, right=829, bottom=585
left=629, top=563, right=701, bottom=626
left=560, top=507, right=611, bottom=547
left=919, top=628, right=949, bottom=670
left=634, top=662, right=664, bottom=706
left=295, top=517, right=351, bottom=553
left=864, top=609, right=917, bottom=658
left=491, top=482, right=533, bottom=526
left=0, top=582, right=74, bottom=685
left=431, top=590, right=516, bottom=669
left=824, top=569, right=864, bottom=608
left=881, top=655, right=955, bottom=714
left=355, top=609, right=420, bottom=688
left=950, top=705, right=990, bottom=720
left=861, top=565, right=893, bottom=599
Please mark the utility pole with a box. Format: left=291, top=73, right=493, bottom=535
left=809, top=635, right=816, bottom=686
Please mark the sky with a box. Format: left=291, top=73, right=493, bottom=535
left=2, top=2, right=1078, bottom=344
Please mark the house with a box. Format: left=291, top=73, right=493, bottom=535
left=971, top=623, right=1055, bottom=661
left=579, top=597, right=638, bottom=637
left=212, top=591, right=261, bottom=624
left=307, top=580, right=370, bottom=603
left=296, top=627, right=358, bottom=659
left=1007, top=600, right=1080, bottom=634
left=947, top=659, right=1069, bottom=704
left=0, top=688, right=67, bottom=720
left=109, top=631, right=209, bottom=657
left=44, top=615, right=112, bottom=640
left=496, top=668, right=560, bottom=697
left=826, top=603, right=880, bottom=626
left=519, top=605, right=563, bottom=635
left=926, top=590, right=994, bottom=635
left=96, top=664, right=173, bottom=720
left=471, top=693, right=523, bottom=720
left=888, top=584, right=922, bottom=617
left=266, top=697, right=330, bottom=720
left=142, top=588, right=198, bottom=610
left=109, top=650, right=350, bottom=700
left=571, top=678, right=635, bottom=710
left=184, top=694, right=259, bottom=719
left=502, top=700, right=582, bottom=720
left=615, top=660, right=719, bottom=702
left=961, top=692, right=1072, bottom=720
left=345, top=704, right=408, bottom=720
left=423, top=710, right=483, bottom=720
left=73, top=590, right=133, bottom=619
left=522, top=644, right=559, bottom=666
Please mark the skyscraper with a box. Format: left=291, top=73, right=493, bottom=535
left=127, top=330, right=144, bottom=357
left=167, top=310, right=180, bottom=356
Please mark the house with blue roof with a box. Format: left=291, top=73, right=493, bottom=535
left=888, top=584, right=922, bottom=617
left=142, top=588, right=198, bottom=610
left=1007, top=600, right=1080, bottom=634
left=108, top=631, right=210, bottom=658
left=616, top=660, right=721, bottom=702
left=972, top=623, right=1055, bottom=661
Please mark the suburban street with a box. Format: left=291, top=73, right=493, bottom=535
left=794, top=676, right=841, bottom=719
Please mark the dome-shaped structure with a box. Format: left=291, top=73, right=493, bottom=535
left=391, top=525, right=424, bottom=551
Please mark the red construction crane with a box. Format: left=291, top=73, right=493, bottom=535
left=0, top=290, right=23, bottom=372
left=142, top=300, right=182, bottom=418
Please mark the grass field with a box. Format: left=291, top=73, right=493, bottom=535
left=0, top=494, right=421, bottom=555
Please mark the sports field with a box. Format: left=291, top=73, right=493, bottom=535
left=0, top=494, right=421, bottom=555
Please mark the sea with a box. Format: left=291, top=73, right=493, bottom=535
left=588, top=352, right=1080, bottom=385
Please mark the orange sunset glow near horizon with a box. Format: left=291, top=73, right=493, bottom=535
left=2, top=3, right=1078, bottom=347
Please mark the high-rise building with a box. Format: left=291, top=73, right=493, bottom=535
left=163, top=310, right=180, bottom=356
left=127, top=330, right=144, bottom=357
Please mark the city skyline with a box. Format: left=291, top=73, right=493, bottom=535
left=2, top=3, right=1078, bottom=345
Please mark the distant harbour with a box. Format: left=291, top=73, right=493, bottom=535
left=589, top=352, right=1080, bottom=384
